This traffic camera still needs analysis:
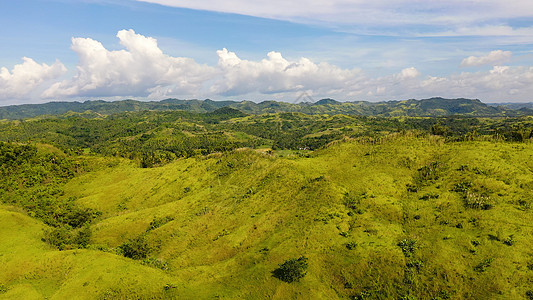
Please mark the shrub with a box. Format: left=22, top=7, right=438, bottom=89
left=434, top=290, right=452, bottom=300
left=419, top=193, right=439, bottom=200
left=346, top=242, right=358, bottom=250
left=503, top=235, right=515, bottom=246
left=518, top=199, right=531, bottom=210
left=344, top=192, right=364, bottom=210
left=430, top=123, right=449, bottom=136
left=473, top=258, right=493, bottom=272
left=451, top=181, right=472, bottom=194
left=339, top=231, right=350, bottom=237
left=163, top=283, right=178, bottom=291
left=406, top=183, right=418, bottom=193
left=352, top=290, right=377, bottom=300
left=119, top=235, right=151, bottom=260
left=526, top=290, right=533, bottom=300
left=397, top=239, right=418, bottom=257
left=142, top=258, right=170, bottom=271
left=272, top=256, right=308, bottom=283
left=464, top=192, right=493, bottom=210
left=415, top=161, right=441, bottom=185
left=72, top=225, right=91, bottom=248
left=63, top=206, right=101, bottom=228
left=42, top=226, right=73, bottom=250
left=42, top=225, right=92, bottom=250
left=147, top=215, right=174, bottom=231
left=406, top=259, right=424, bottom=271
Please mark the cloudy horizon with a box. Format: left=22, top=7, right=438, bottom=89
left=1, top=0, right=533, bottom=105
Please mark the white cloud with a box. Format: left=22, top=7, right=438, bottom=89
left=460, top=50, right=513, bottom=67
left=0, top=57, right=66, bottom=100
left=3, top=30, right=533, bottom=104
left=210, top=48, right=362, bottom=96
left=427, top=25, right=533, bottom=38
left=42, top=29, right=215, bottom=98
left=402, top=65, right=533, bottom=101
left=137, top=0, right=533, bottom=32
left=396, top=67, right=420, bottom=79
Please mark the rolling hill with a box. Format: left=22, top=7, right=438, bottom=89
left=1, top=133, right=532, bottom=299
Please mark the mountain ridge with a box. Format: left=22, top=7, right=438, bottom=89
left=1, top=97, right=532, bottom=119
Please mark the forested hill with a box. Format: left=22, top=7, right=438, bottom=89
left=1, top=97, right=532, bottom=119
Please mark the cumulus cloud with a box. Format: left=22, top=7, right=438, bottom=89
left=396, top=67, right=420, bottom=79
left=460, top=50, right=512, bottom=67
left=3, top=30, right=533, bottom=103
left=403, top=65, right=533, bottom=101
left=210, top=48, right=362, bottom=96
left=0, top=57, right=66, bottom=100
left=42, top=29, right=215, bottom=98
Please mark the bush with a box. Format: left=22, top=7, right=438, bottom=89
left=42, top=225, right=92, bottom=250
left=163, top=283, right=178, bottom=291
left=473, top=258, right=493, bottom=272
left=526, top=290, right=533, bottom=300
left=346, top=242, right=358, bottom=250
left=415, top=161, right=441, bottom=185
left=397, top=239, right=418, bottom=257
left=42, top=226, right=73, bottom=250
left=272, top=256, right=309, bottom=283
left=63, top=207, right=101, bottom=228
left=119, top=235, right=151, bottom=260
left=503, top=235, right=515, bottom=246
left=464, top=192, right=493, bottom=210
left=72, top=225, right=92, bottom=248
left=451, top=181, right=472, bottom=194
left=147, top=215, right=174, bottom=231
left=406, top=183, right=418, bottom=193
left=142, top=258, right=170, bottom=271
left=339, top=231, right=350, bottom=237
left=406, top=259, right=424, bottom=271
left=419, top=193, right=439, bottom=200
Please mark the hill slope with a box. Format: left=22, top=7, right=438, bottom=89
left=1, top=135, right=532, bottom=299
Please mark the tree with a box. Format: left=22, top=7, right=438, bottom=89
left=119, top=235, right=151, bottom=259
left=272, top=256, right=308, bottom=283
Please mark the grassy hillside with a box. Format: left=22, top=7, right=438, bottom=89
left=1, top=134, right=532, bottom=299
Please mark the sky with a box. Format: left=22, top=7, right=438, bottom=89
left=1, top=0, right=533, bottom=105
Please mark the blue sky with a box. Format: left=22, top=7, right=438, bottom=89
left=1, top=0, right=533, bottom=105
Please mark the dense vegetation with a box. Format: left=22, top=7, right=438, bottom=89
left=0, top=99, right=532, bottom=299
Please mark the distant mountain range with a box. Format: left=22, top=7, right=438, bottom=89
left=1, top=97, right=532, bottom=119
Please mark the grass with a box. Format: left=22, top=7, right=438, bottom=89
left=1, top=134, right=532, bottom=299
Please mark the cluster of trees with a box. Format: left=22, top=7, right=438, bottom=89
left=0, top=142, right=100, bottom=249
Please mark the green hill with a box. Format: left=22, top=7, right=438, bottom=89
left=1, top=97, right=531, bottom=120
left=1, top=132, right=532, bottom=299
left=0, top=108, right=532, bottom=299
